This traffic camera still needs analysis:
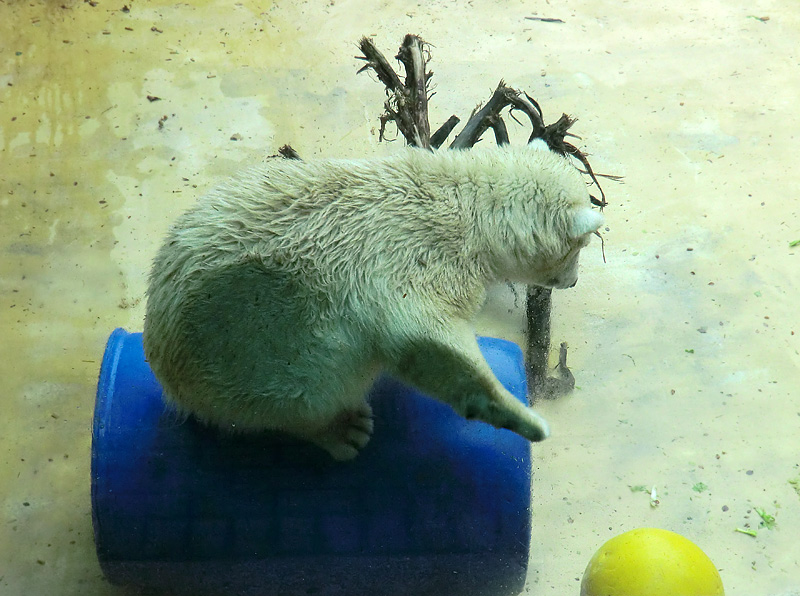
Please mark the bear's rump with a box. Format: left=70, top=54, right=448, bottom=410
left=171, top=261, right=378, bottom=428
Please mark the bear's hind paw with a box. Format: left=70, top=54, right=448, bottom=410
left=313, top=403, right=374, bottom=461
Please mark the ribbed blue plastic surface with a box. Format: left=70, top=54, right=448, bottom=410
left=91, top=328, right=532, bottom=596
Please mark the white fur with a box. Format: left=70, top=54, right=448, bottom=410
left=572, top=208, right=604, bottom=237
left=143, top=145, right=603, bottom=460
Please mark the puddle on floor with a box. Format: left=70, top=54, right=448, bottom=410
left=1, top=1, right=797, bottom=595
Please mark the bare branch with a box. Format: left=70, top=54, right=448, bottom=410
left=489, top=116, right=510, bottom=145
left=450, top=82, right=545, bottom=149
left=525, top=286, right=552, bottom=400
left=430, top=115, right=460, bottom=148
left=356, top=37, right=403, bottom=91
left=396, top=34, right=431, bottom=148
left=357, top=35, right=434, bottom=148
left=356, top=35, right=618, bottom=399
left=509, top=91, right=546, bottom=137
left=450, top=82, right=506, bottom=149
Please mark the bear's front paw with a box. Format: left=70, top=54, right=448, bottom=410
left=313, top=402, right=374, bottom=461
left=501, top=409, right=550, bottom=442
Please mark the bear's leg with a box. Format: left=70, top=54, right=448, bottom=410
left=294, top=401, right=375, bottom=461
left=385, top=326, right=550, bottom=442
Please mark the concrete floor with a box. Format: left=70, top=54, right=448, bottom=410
left=1, top=0, right=798, bottom=594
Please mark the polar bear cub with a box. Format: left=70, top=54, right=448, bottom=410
left=143, top=144, right=603, bottom=460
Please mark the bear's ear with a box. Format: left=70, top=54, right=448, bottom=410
left=527, top=138, right=550, bottom=152
left=570, top=208, right=604, bottom=238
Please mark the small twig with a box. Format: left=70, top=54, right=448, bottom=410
left=594, top=230, right=606, bottom=263
left=525, top=16, right=565, bottom=23
left=278, top=144, right=301, bottom=160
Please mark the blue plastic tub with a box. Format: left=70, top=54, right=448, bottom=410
left=91, top=328, right=532, bottom=596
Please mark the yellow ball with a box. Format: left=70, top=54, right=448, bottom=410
left=580, top=528, right=724, bottom=596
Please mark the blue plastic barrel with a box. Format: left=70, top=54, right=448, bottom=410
left=91, top=328, right=532, bottom=596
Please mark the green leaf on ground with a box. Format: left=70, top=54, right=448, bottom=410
left=755, top=507, right=776, bottom=529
